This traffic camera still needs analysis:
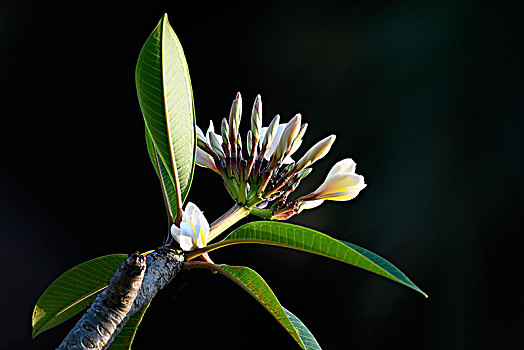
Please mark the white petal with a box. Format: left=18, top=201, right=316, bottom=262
left=199, top=213, right=210, bottom=241
left=264, top=123, right=287, bottom=161
left=184, top=202, right=198, bottom=219
left=196, top=227, right=205, bottom=248
left=196, top=148, right=218, bottom=172
left=282, top=155, right=295, bottom=164
left=288, top=139, right=302, bottom=158
left=207, top=120, right=215, bottom=135
left=301, top=199, right=324, bottom=210
left=326, top=158, right=356, bottom=179
left=180, top=222, right=196, bottom=240
left=316, top=174, right=365, bottom=195
left=178, top=235, right=194, bottom=251
left=196, top=125, right=206, bottom=141
left=170, top=224, right=181, bottom=242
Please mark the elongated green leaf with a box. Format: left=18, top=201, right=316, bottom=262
left=216, top=264, right=320, bottom=350
left=145, top=129, right=178, bottom=216
left=282, top=307, right=321, bottom=350
left=136, top=13, right=196, bottom=218
left=223, top=222, right=427, bottom=297
left=107, top=301, right=152, bottom=350
left=32, top=254, right=128, bottom=338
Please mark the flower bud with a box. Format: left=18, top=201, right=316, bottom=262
left=246, top=130, right=253, bottom=156
left=196, top=148, right=219, bottom=174
left=293, top=135, right=336, bottom=173
left=274, top=114, right=301, bottom=164
left=251, top=94, right=262, bottom=143
left=228, top=93, right=242, bottom=158
left=221, top=118, right=231, bottom=156
left=259, top=114, right=280, bottom=158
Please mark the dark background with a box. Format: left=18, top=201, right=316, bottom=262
left=1, top=1, right=522, bottom=349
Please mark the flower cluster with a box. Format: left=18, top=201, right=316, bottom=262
left=196, top=93, right=366, bottom=220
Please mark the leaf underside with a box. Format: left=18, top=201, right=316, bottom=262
left=32, top=254, right=128, bottom=338
left=224, top=221, right=427, bottom=297
left=217, top=264, right=322, bottom=350
left=145, top=129, right=178, bottom=214
left=107, top=301, right=152, bottom=350
left=136, top=13, right=196, bottom=218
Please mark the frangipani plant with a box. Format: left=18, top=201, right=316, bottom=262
left=31, top=14, right=426, bottom=350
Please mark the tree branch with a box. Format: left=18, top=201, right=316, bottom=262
left=57, top=246, right=184, bottom=350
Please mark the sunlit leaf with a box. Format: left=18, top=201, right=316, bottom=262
left=145, top=129, right=178, bottom=216
left=136, top=13, right=196, bottom=217
left=222, top=221, right=427, bottom=297
left=216, top=264, right=321, bottom=350
left=107, top=301, right=152, bottom=350
left=282, top=307, right=321, bottom=350
left=32, top=254, right=127, bottom=338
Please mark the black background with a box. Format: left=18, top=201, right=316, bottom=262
left=1, top=1, right=523, bottom=349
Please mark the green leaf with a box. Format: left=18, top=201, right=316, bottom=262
left=223, top=221, right=427, bottom=297
left=107, top=301, right=152, bottom=350
left=282, top=307, right=321, bottom=350
left=216, top=264, right=321, bottom=350
left=32, top=254, right=128, bottom=338
left=136, top=13, right=196, bottom=218
left=145, top=129, right=178, bottom=216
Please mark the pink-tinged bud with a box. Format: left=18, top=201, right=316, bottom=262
left=196, top=147, right=220, bottom=174
left=271, top=207, right=297, bottom=220
left=293, top=135, right=336, bottom=173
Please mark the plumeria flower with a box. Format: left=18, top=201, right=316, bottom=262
left=193, top=92, right=365, bottom=221
left=171, top=202, right=211, bottom=251
left=297, top=158, right=366, bottom=212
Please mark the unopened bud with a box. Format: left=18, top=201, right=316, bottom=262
left=293, top=135, right=336, bottom=173
left=247, top=130, right=253, bottom=156
left=251, top=95, right=262, bottom=142
left=274, top=114, right=301, bottom=163
left=228, top=93, right=242, bottom=158
left=221, top=118, right=231, bottom=156
left=289, top=123, right=307, bottom=155
left=260, top=114, right=280, bottom=158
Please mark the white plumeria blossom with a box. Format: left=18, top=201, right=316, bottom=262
left=300, top=158, right=366, bottom=210
left=171, top=202, right=211, bottom=251
left=259, top=123, right=302, bottom=164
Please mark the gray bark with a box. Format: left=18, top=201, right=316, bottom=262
left=57, top=246, right=184, bottom=350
